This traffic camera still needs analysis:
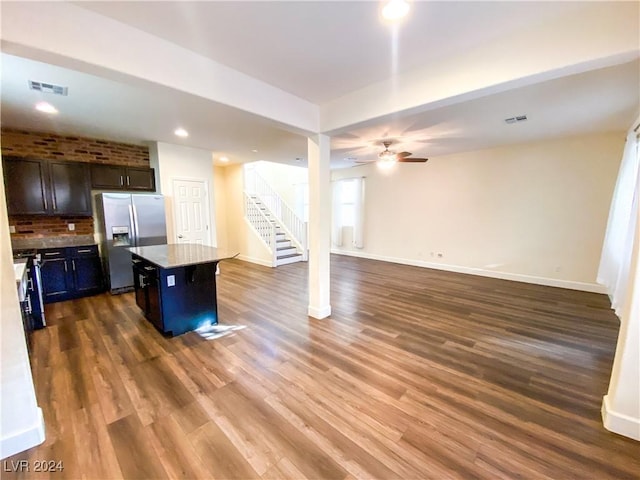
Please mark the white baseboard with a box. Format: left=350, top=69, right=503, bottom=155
left=237, top=254, right=274, bottom=268
left=0, top=407, right=45, bottom=460
left=602, top=395, right=640, bottom=440
left=308, top=304, right=332, bottom=319
left=331, top=249, right=607, bottom=294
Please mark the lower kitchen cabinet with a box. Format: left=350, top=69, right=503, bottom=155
left=40, top=245, right=104, bottom=303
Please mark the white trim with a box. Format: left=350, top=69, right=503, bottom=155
left=602, top=395, right=640, bottom=441
left=331, top=249, right=607, bottom=294
left=0, top=407, right=45, bottom=460
left=237, top=254, right=274, bottom=268
left=308, top=304, right=332, bottom=319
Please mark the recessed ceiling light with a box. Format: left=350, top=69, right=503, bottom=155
left=382, top=0, right=410, bottom=21
left=35, top=102, right=58, bottom=114
left=219, top=156, right=229, bottom=163
left=174, top=128, right=189, bottom=137
left=251, top=149, right=258, bottom=153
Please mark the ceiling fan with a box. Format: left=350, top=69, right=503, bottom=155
left=356, top=141, right=429, bottom=164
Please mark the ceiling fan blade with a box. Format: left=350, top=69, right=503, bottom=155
left=396, top=151, right=413, bottom=158
left=398, top=157, right=428, bottom=163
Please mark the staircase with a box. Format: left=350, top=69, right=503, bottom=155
left=243, top=169, right=308, bottom=267
left=253, top=196, right=304, bottom=266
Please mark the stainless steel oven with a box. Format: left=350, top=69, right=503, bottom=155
left=14, top=250, right=46, bottom=329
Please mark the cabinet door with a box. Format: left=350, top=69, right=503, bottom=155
left=125, top=167, right=155, bottom=191
left=133, top=263, right=148, bottom=312
left=2, top=157, right=48, bottom=214
left=91, top=164, right=125, bottom=189
left=146, top=273, right=163, bottom=330
left=41, top=257, right=72, bottom=303
left=49, top=161, right=92, bottom=215
left=72, top=256, right=103, bottom=292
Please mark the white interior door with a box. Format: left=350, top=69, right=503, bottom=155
left=173, top=179, right=211, bottom=245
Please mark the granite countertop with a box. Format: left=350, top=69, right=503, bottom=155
left=13, top=258, right=28, bottom=302
left=128, top=244, right=237, bottom=269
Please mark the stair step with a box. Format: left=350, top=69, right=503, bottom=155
left=277, top=247, right=298, bottom=256
left=276, top=253, right=303, bottom=266
left=277, top=252, right=301, bottom=259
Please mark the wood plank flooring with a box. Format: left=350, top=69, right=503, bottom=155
left=4, top=255, right=639, bottom=479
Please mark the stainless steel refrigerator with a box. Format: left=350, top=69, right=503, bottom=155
left=95, top=193, right=167, bottom=293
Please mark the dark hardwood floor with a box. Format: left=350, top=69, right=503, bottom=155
left=4, top=255, right=639, bottom=479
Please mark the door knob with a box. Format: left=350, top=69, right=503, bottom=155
left=177, top=234, right=184, bottom=239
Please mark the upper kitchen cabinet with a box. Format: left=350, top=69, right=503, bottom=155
left=3, top=157, right=49, bottom=214
left=91, top=164, right=155, bottom=191
left=49, top=160, right=92, bottom=215
left=3, top=156, right=92, bottom=216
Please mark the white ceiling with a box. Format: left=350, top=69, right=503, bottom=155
left=74, top=1, right=586, bottom=104
left=1, top=1, right=638, bottom=169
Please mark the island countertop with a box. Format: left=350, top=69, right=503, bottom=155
left=128, top=244, right=237, bottom=269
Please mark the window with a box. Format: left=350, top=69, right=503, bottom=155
left=339, top=179, right=357, bottom=227
left=332, top=177, right=365, bottom=248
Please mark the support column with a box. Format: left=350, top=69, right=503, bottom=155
left=307, top=134, right=332, bottom=319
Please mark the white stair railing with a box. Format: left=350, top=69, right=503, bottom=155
left=243, top=192, right=277, bottom=266
left=246, top=169, right=308, bottom=261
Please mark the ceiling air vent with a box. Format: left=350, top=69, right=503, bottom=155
left=504, top=114, right=527, bottom=124
left=28, top=80, right=68, bottom=96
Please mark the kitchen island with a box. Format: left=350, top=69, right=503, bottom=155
left=129, top=244, right=236, bottom=336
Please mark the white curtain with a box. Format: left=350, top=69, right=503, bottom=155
left=352, top=177, right=365, bottom=248
left=331, top=181, right=343, bottom=247
left=597, top=126, right=640, bottom=314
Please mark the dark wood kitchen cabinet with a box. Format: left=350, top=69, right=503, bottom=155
left=3, top=157, right=49, bottom=215
left=40, top=249, right=73, bottom=302
left=2, top=156, right=92, bottom=216
left=49, top=161, right=92, bottom=215
left=91, top=164, right=155, bottom=191
left=40, top=245, right=104, bottom=303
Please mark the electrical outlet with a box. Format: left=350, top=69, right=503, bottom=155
left=167, top=275, right=175, bottom=287
left=9, top=225, right=15, bottom=234
left=68, top=223, right=75, bottom=231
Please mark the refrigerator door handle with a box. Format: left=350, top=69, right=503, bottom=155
left=131, top=203, right=140, bottom=247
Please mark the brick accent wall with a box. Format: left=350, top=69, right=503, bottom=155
left=1, top=128, right=149, bottom=166
left=10, top=216, right=94, bottom=240
left=2, top=128, right=151, bottom=240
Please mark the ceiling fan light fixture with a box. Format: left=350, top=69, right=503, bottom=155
left=377, top=158, right=397, bottom=170
left=381, top=0, right=410, bottom=21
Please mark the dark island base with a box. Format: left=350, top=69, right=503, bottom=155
left=132, top=255, right=219, bottom=336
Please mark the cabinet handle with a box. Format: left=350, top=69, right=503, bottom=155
left=43, top=196, right=48, bottom=211
left=72, top=259, right=76, bottom=272
left=64, top=260, right=68, bottom=272
left=132, top=259, right=141, bottom=264
left=120, top=175, right=124, bottom=186
left=44, top=252, right=60, bottom=256
left=144, top=266, right=155, bottom=271
left=52, top=194, right=57, bottom=211
left=27, top=278, right=34, bottom=291
left=77, top=248, right=92, bottom=253
left=126, top=175, right=130, bottom=186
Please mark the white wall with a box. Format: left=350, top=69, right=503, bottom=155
left=149, top=142, right=217, bottom=246
left=219, top=164, right=273, bottom=266
left=252, top=160, right=308, bottom=208
left=0, top=156, right=45, bottom=458
left=213, top=165, right=229, bottom=252
left=332, top=133, right=624, bottom=291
